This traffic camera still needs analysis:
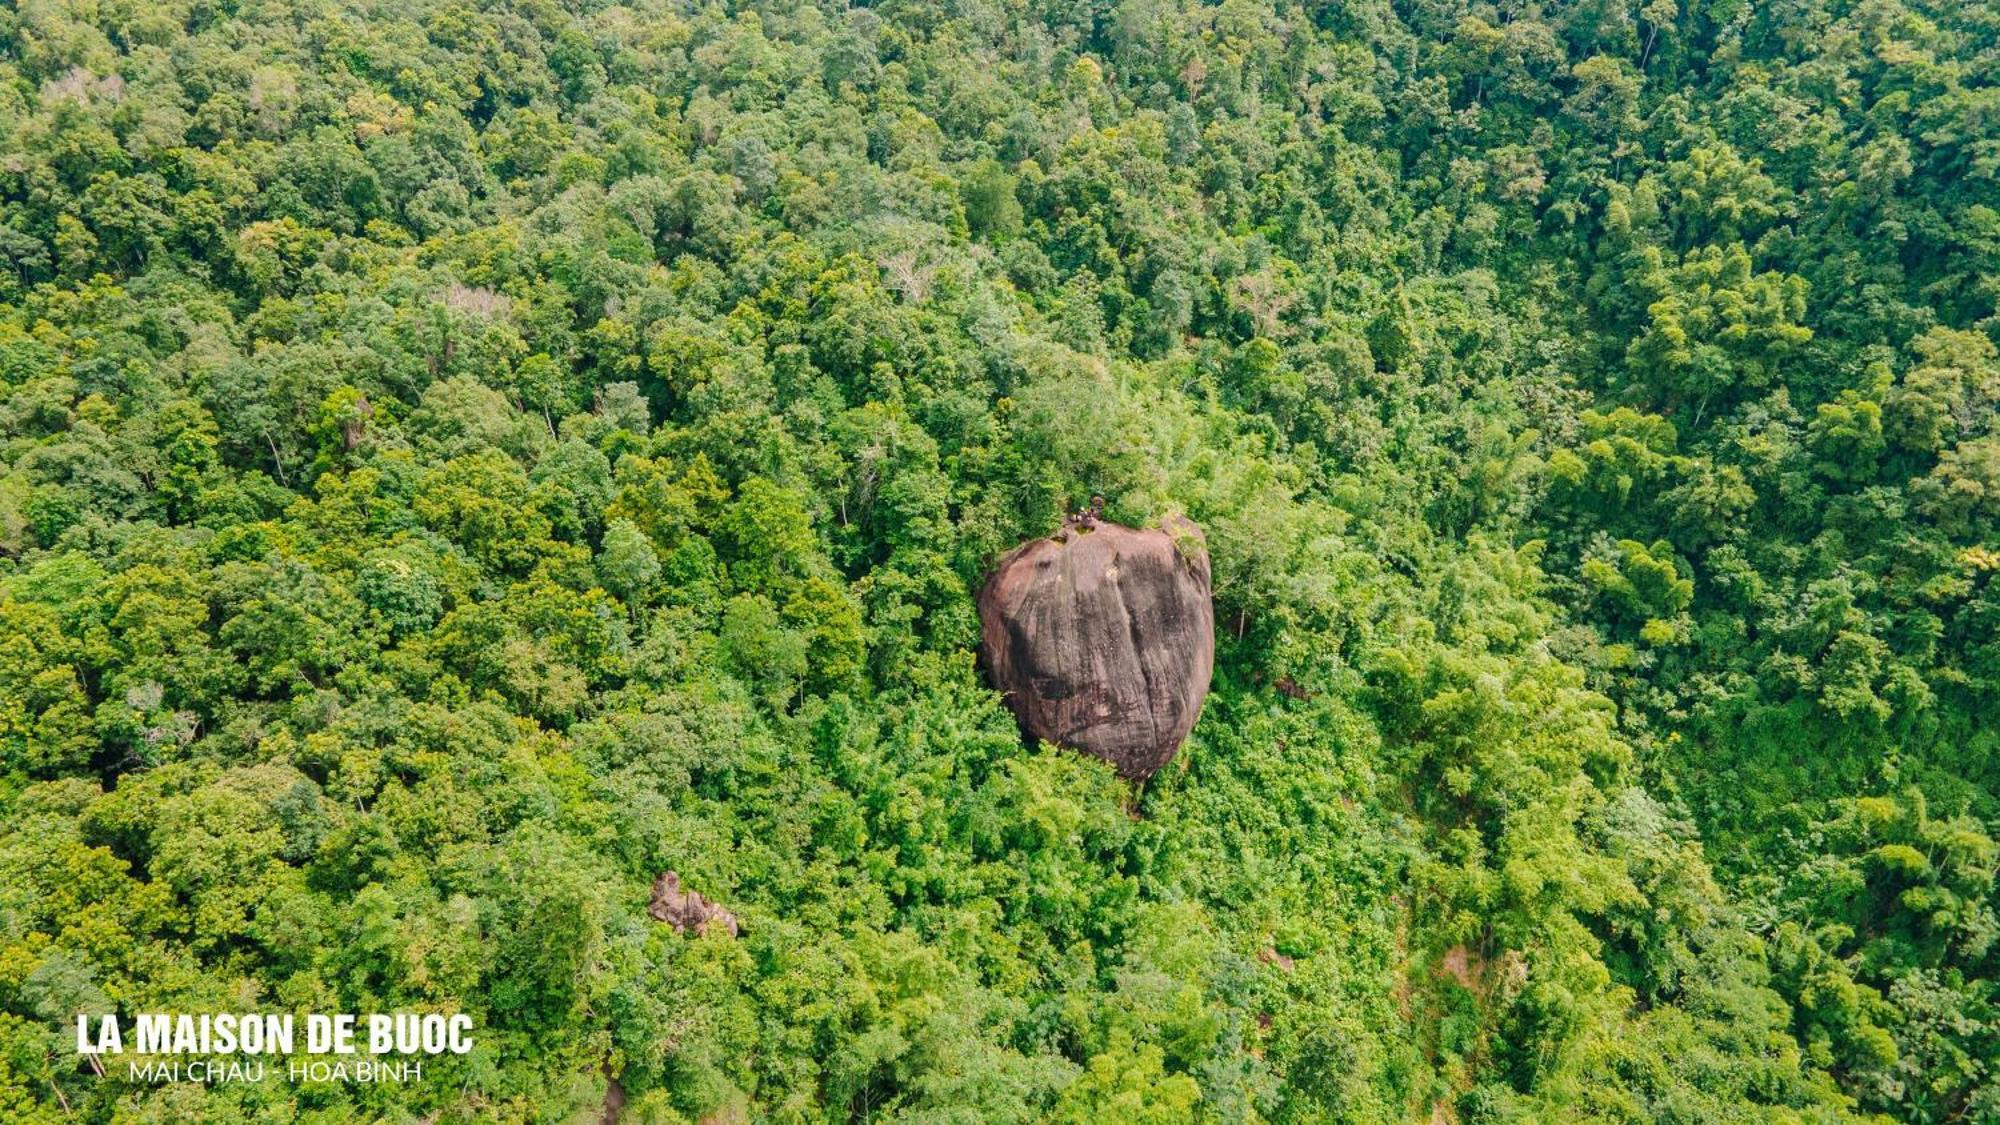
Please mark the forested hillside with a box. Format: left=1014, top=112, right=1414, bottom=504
left=1, top=0, right=1995, bottom=1119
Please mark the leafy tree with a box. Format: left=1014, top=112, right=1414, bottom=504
left=0, top=0, right=1994, bottom=1118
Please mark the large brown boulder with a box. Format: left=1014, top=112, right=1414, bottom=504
left=978, top=517, right=1214, bottom=779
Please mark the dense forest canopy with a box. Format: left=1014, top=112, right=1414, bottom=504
left=0, top=0, right=1995, bottom=1119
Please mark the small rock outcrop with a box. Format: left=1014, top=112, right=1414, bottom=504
left=648, top=871, right=738, bottom=937
left=978, top=515, right=1214, bottom=779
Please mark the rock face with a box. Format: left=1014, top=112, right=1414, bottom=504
left=648, top=871, right=738, bottom=937
left=979, top=517, right=1214, bottom=779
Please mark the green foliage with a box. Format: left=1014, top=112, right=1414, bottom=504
left=0, top=0, right=1995, bottom=1118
